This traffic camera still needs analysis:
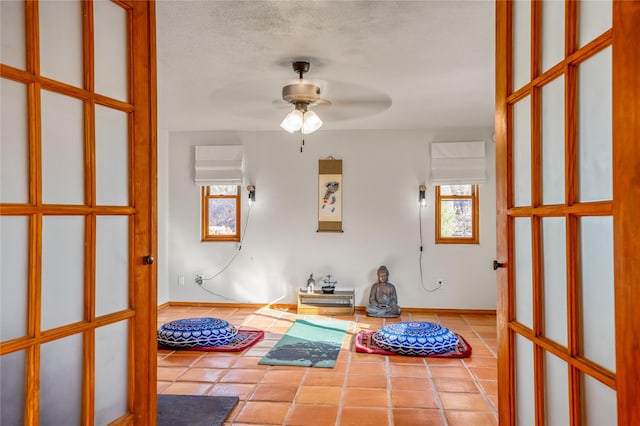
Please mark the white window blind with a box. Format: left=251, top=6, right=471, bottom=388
left=430, top=141, right=486, bottom=184
left=194, top=145, right=244, bottom=186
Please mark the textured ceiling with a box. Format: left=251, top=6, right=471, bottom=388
left=156, top=1, right=495, bottom=132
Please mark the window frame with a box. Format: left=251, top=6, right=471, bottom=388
left=201, top=185, right=241, bottom=242
left=435, top=184, right=480, bottom=244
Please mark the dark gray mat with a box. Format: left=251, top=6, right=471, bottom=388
left=157, top=394, right=239, bottom=426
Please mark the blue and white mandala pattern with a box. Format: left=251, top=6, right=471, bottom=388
left=157, top=317, right=238, bottom=349
left=372, top=321, right=459, bottom=356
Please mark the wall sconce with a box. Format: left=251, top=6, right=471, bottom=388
left=247, top=185, right=256, bottom=206
left=419, top=185, right=427, bottom=207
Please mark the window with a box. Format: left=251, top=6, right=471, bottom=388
left=201, top=185, right=241, bottom=242
left=435, top=184, right=479, bottom=244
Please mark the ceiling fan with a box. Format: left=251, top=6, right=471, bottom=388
left=278, top=61, right=329, bottom=135
left=275, top=60, right=392, bottom=137
left=208, top=58, right=392, bottom=144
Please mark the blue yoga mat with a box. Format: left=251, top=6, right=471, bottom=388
left=258, top=319, right=350, bottom=368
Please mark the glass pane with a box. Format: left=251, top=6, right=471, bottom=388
left=439, top=184, right=472, bottom=196
left=542, top=217, right=567, bottom=346
left=208, top=198, right=237, bottom=235
left=440, top=199, right=473, bottom=238
left=1, top=78, right=29, bottom=203
left=41, top=90, right=85, bottom=205
left=95, top=105, right=129, bottom=206
left=1, top=350, right=26, bottom=425
left=578, top=47, right=612, bottom=202
left=582, top=373, right=617, bottom=425
left=41, top=216, right=85, bottom=330
left=94, top=0, right=128, bottom=101
left=541, top=0, right=564, bottom=72
left=544, top=351, right=569, bottom=425
left=513, top=96, right=531, bottom=207
left=209, top=185, right=238, bottom=196
left=514, top=217, right=533, bottom=328
left=541, top=75, right=565, bottom=205
left=514, top=217, right=533, bottom=329
left=579, top=0, right=612, bottom=48
left=1, top=216, right=29, bottom=341
left=40, top=333, right=83, bottom=426
left=39, top=0, right=83, bottom=87
left=1, top=0, right=25, bottom=70
left=95, top=216, right=129, bottom=317
left=95, top=321, right=129, bottom=425
left=512, top=0, right=531, bottom=90
left=515, top=334, right=535, bottom=425
left=580, top=216, right=615, bottom=372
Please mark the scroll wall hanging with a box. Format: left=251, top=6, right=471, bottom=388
left=318, top=156, right=343, bottom=232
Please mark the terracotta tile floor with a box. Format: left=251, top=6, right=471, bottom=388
left=157, top=306, right=498, bottom=426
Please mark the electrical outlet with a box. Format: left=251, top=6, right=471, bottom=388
left=195, top=274, right=203, bottom=285
left=178, top=275, right=185, bottom=286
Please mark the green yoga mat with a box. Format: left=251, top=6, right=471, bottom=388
left=258, top=319, right=350, bottom=368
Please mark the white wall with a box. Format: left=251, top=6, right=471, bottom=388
left=159, top=128, right=497, bottom=310
left=157, top=128, right=170, bottom=305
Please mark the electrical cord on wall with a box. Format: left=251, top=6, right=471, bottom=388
left=196, top=203, right=253, bottom=301
left=418, top=203, right=442, bottom=293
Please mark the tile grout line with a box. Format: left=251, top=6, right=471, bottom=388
left=280, top=364, right=311, bottom=426
left=335, top=314, right=356, bottom=426
left=463, top=313, right=498, bottom=359
left=267, top=310, right=316, bottom=426
left=361, top=313, right=396, bottom=426
left=225, top=309, right=279, bottom=425
left=431, top=312, right=450, bottom=426
left=460, top=315, right=499, bottom=418
left=383, top=350, right=395, bottom=426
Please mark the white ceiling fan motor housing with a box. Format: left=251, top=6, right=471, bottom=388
left=282, top=83, right=322, bottom=105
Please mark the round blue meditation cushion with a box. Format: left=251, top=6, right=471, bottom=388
left=372, top=321, right=459, bottom=356
left=157, top=317, right=238, bottom=349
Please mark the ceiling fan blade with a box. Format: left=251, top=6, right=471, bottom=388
left=208, top=74, right=392, bottom=125
left=315, top=80, right=392, bottom=120
left=314, top=101, right=391, bottom=122
left=272, top=99, right=291, bottom=109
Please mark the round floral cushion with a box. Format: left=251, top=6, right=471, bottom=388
left=372, top=321, right=459, bottom=356
left=157, top=317, right=238, bottom=349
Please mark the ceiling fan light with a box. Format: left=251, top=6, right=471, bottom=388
left=301, top=110, right=322, bottom=134
left=280, top=109, right=303, bottom=133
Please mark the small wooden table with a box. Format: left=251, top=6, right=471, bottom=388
left=297, top=289, right=355, bottom=315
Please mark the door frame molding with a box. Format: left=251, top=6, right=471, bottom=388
left=612, top=2, right=640, bottom=424
left=128, top=0, right=158, bottom=423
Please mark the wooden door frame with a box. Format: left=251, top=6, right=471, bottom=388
left=612, top=2, right=640, bottom=423
left=494, top=1, right=510, bottom=423
left=129, top=0, right=158, bottom=424
left=0, top=1, right=157, bottom=423
left=496, top=1, right=640, bottom=424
